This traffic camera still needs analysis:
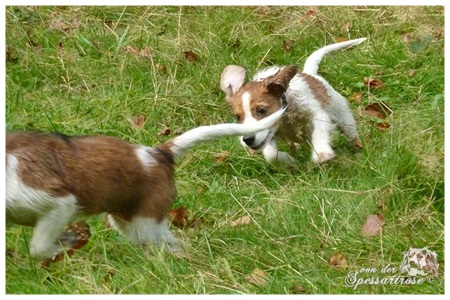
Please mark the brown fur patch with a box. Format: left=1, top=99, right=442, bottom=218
left=227, top=66, right=298, bottom=123
left=6, top=132, right=176, bottom=222
left=297, top=73, right=330, bottom=106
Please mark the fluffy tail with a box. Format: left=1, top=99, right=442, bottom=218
left=303, top=37, right=367, bottom=75
left=163, top=106, right=286, bottom=161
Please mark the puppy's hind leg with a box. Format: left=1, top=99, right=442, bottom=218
left=331, top=95, right=362, bottom=148
left=107, top=214, right=178, bottom=252
left=310, top=111, right=336, bottom=164
left=29, top=195, right=79, bottom=260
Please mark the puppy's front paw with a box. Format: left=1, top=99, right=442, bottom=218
left=313, top=151, right=336, bottom=164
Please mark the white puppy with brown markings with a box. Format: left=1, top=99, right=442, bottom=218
left=6, top=107, right=285, bottom=260
left=220, top=38, right=366, bottom=165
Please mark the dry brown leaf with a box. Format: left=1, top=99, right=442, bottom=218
left=289, top=285, right=307, bottom=294
left=104, top=269, right=116, bottom=283
left=42, top=221, right=91, bottom=267
left=155, top=63, right=166, bottom=72
left=245, top=268, right=269, bottom=286
left=159, top=125, right=171, bottom=136
left=374, top=121, right=391, bottom=130
left=434, top=28, right=444, bottom=40
left=139, top=48, right=152, bottom=58
left=361, top=214, right=385, bottom=236
left=125, top=46, right=152, bottom=58
left=132, top=114, right=147, bottom=129
left=402, top=33, right=412, bottom=43
left=350, top=92, right=362, bottom=103
left=304, top=9, right=316, bottom=17
left=408, top=69, right=417, bottom=77
left=104, top=20, right=115, bottom=28
left=169, top=206, right=189, bottom=229
left=184, top=50, right=198, bottom=62
left=364, top=102, right=392, bottom=119
left=230, top=215, right=252, bottom=227
left=342, top=22, right=352, bottom=32
left=50, top=17, right=79, bottom=32
left=125, top=45, right=139, bottom=55
left=283, top=39, right=293, bottom=52
left=214, top=151, right=230, bottom=163
left=328, top=252, right=348, bottom=270
left=6, top=48, right=18, bottom=63
left=364, top=77, right=384, bottom=89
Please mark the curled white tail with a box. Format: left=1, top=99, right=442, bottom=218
left=166, top=106, right=286, bottom=160
left=303, top=37, right=367, bottom=75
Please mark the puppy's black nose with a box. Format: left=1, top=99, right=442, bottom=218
left=243, top=136, right=255, bottom=146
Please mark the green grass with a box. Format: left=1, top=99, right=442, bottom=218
left=5, top=6, right=444, bottom=294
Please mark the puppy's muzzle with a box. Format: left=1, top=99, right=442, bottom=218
left=243, top=136, right=256, bottom=147
left=242, top=134, right=268, bottom=150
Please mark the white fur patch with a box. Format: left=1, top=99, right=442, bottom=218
left=6, top=153, right=81, bottom=259
left=6, top=154, right=77, bottom=225
left=242, top=92, right=257, bottom=124
left=253, top=66, right=282, bottom=81
left=135, top=146, right=158, bottom=168
left=107, top=215, right=178, bottom=250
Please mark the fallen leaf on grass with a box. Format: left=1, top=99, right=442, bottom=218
left=304, top=9, right=316, bottom=17
left=350, top=92, right=362, bottom=103
left=169, top=206, right=189, bottom=229
left=125, top=45, right=152, bottom=58
left=408, top=69, right=417, bottom=77
left=364, top=77, right=384, bottom=89
left=159, top=125, right=171, bottom=136
left=283, top=39, right=293, bottom=52
left=364, top=101, right=392, bottom=119
left=245, top=268, right=269, bottom=286
left=6, top=48, right=18, bottom=63
left=184, top=50, right=198, bottom=62
left=42, top=221, right=91, bottom=267
left=132, top=114, right=147, bottom=129
left=289, top=285, right=307, bottom=294
left=328, top=252, right=348, bottom=270
left=363, top=101, right=392, bottom=131
left=50, top=17, right=80, bottom=32
left=374, top=121, right=391, bottom=130
left=361, top=214, right=385, bottom=236
left=155, top=63, right=166, bottom=72
left=104, top=20, right=116, bottom=29
left=104, top=269, right=116, bottom=283
left=169, top=207, right=211, bottom=229
left=214, top=151, right=230, bottom=163
left=230, top=215, right=252, bottom=227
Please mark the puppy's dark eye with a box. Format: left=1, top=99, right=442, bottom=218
left=256, top=107, right=267, bottom=117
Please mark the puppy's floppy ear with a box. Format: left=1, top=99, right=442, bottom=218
left=264, top=65, right=298, bottom=98
left=220, top=65, right=246, bottom=99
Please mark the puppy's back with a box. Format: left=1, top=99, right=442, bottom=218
left=6, top=132, right=175, bottom=221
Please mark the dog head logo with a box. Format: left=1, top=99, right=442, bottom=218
left=399, top=247, right=439, bottom=277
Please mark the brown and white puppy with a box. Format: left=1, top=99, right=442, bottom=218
left=6, top=107, right=285, bottom=260
left=220, top=38, right=366, bottom=165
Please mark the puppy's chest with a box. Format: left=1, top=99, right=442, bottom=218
left=275, top=110, right=312, bottom=144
